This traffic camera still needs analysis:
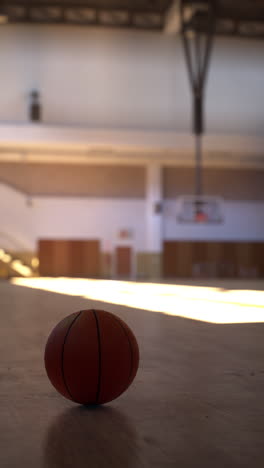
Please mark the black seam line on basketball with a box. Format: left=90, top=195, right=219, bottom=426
left=92, top=309, right=102, bottom=405
left=61, top=310, right=83, bottom=403
left=110, top=315, right=134, bottom=383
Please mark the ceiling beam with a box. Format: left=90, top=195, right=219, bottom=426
left=4, top=4, right=164, bottom=30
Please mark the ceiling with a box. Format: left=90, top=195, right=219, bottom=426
left=0, top=1, right=264, bottom=39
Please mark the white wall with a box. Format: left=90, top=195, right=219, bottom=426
left=0, top=25, right=263, bottom=135
left=0, top=184, right=36, bottom=250
left=0, top=184, right=263, bottom=254
left=34, top=197, right=145, bottom=251
left=164, top=200, right=264, bottom=241
left=0, top=183, right=145, bottom=251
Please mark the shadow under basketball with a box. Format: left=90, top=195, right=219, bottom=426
left=43, top=405, right=139, bottom=468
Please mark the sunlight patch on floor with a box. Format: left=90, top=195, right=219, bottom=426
left=11, top=277, right=264, bottom=324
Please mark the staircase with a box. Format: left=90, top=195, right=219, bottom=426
left=0, top=233, right=38, bottom=278
left=0, top=248, right=35, bottom=277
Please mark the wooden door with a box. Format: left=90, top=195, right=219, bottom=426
left=163, top=241, right=192, bottom=278
left=53, top=240, right=70, bottom=276
left=192, top=242, right=208, bottom=278
left=115, top=246, right=132, bottom=277
left=220, top=242, right=236, bottom=278
left=81, top=240, right=101, bottom=277
left=38, top=240, right=54, bottom=276
left=38, top=239, right=101, bottom=277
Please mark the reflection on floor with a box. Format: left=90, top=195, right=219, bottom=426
left=12, top=277, right=264, bottom=324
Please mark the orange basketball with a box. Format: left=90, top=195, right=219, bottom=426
left=44, top=309, right=139, bottom=405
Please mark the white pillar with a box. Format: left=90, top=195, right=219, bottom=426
left=146, top=163, right=163, bottom=254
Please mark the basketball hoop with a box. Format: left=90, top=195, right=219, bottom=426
left=195, top=211, right=208, bottom=223
left=176, top=195, right=224, bottom=224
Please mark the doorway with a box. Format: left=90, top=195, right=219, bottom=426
left=115, top=246, right=133, bottom=278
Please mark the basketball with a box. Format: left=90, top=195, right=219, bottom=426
left=44, top=309, right=139, bottom=405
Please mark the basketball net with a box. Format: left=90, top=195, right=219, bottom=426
left=195, top=210, right=208, bottom=223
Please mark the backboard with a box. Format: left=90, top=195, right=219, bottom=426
left=176, top=195, right=224, bottom=224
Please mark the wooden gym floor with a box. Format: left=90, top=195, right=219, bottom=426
left=0, top=278, right=264, bottom=468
